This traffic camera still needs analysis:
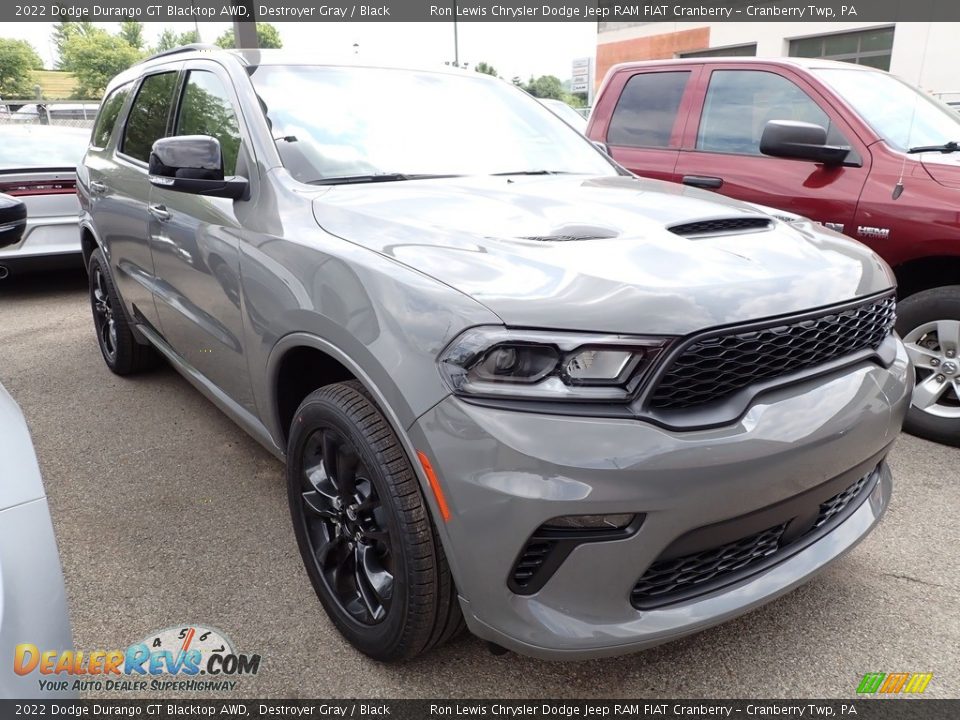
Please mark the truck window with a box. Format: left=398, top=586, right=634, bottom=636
left=608, top=71, right=690, bottom=148
left=121, top=72, right=178, bottom=163
left=697, top=70, right=839, bottom=156
left=175, top=71, right=242, bottom=176
left=91, top=83, right=132, bottom=149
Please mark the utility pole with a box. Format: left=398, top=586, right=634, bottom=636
left=452, top=0, right=459, bottom=67
left=233, top=6, right=259, bottom=49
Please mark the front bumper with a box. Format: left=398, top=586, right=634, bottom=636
left=408, top=341, right=911, bottom=660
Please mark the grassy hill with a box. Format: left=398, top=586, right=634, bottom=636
left=27, top=70, right=79, bottom=100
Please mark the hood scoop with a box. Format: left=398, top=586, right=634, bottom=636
left=669, top=216, right=773, bottom=238
left=519, top=224, right=620, bottom=242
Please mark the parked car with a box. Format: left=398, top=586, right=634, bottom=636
left=0, top=195, right=75, bottom=699
left=79, top=46, right=911, bottom=662
left=0, top=124, right=88, bottom=277
left=541, top=98, right=588, bottom=133
left=588, top=57, right=960, bottom=446
left=9, top=102, right=99, bottom=126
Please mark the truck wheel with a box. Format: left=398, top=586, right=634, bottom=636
left=87, top=249, right=159, bottom=375
left=286, top=381, right=463, bottom=660
left=896, top=287, right=960, bottom=447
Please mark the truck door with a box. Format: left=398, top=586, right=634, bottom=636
left=673, top=65, right=870, bottom=233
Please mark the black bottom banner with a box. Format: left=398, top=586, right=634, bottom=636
left=2, top=700, right=956, bottom=720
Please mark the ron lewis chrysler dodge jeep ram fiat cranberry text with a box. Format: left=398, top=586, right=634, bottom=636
left=78, top=46, right=911, bottom=661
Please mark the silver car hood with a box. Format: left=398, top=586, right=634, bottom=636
left=312, top=174, right=893, bottom=335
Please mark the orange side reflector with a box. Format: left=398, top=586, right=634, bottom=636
left=416, top=450, right=451, bottom=522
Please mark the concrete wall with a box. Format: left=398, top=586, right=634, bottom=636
left=596, top=22, right=960, bottom=93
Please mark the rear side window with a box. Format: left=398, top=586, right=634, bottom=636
left=121, top=72, right=178, bottom=163
left=697, top=70, right=839, bottom=156
left=91, top=83, right=132, bottom=148
left=175, top=71, right=242, bottom=175
left=607, top=71, right=690, bottom=148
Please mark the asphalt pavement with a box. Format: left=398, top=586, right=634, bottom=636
left=1, top=268, right=958, bottom=699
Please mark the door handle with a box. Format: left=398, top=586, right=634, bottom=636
left=682, top=175, right=724, bottom=189
left=148, top=203, right=171, bottom=222
left=89, top=180, right=107, bottom=194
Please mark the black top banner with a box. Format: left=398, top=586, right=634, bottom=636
left=3, top=0, right=957, bottom=23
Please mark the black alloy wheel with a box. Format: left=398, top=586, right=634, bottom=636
left=87, top=249, right=159, bottom=375
left=298, top=426, right=395, bottom=624
left=286, top=381, right=464, bottom=660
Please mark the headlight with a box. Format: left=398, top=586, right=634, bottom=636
left=438, top=327, right=671, bottom=402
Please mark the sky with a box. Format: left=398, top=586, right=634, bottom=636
left=15, top=21, right=598, bottom=82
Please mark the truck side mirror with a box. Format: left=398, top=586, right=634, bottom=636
left=149, top=135, right=248, bottom=200
left=760, top=120, right=850, bottom=166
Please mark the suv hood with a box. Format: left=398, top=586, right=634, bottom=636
left=312, top=175, right=892, bottom=335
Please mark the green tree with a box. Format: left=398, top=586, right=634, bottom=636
left=154, top=28, right=200, bottom=53
left=61, top=29, right=142, bottom=99
left=475, top=61, right=498, bottom=78
left=119, top=21, right=145, bottom=51
left=52, top=21, right=95, bottom=68
left=214, top=22, right=283, bottom=49
left=524, top=75, right=566, bottom=100
left=0, top=38, right=43, bottom=97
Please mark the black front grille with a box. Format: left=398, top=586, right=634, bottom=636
left=669, top=217, right=772, bottom=236
left=631, top=523, right=787, bottom=603
left=649, top=294, right=896, bottom=409
left=631, top=470, right=878, bottom=608
left=814, top=472, right=871, bottom=529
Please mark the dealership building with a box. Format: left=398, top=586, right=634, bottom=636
left=595, top=22, right=960, bottom=94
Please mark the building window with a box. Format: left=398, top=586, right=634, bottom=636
left=680, top=44, right=757, bottom=59
left=789, top=27, right=894, bottom=70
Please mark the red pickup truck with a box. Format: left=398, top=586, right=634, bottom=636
left=588, top=57, right=960, bottom=446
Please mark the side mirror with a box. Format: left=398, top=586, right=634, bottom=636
left=149, top=135, right=247, bottom=200
left=0, top=193, right=27, bottom=249
left=760, top=120, right=850, bottom=166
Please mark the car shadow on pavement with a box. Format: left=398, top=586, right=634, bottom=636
left=0, top=267, right=88, bottom=300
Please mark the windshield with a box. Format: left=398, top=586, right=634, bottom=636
left=815, top=68, right=960, bottom=151
left=247, top=65, right=615, bottom=183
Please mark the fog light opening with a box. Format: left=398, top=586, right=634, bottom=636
left=541, top=513, right=635, bottom=531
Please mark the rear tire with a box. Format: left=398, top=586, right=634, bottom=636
left=896, top=286, right=960, bottom=447
left=87, top=249, right=159, bottom=375
left=286, top=381, right=463, bottom=661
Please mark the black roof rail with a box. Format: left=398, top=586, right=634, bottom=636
left=138, top=43, right=219, bottom=65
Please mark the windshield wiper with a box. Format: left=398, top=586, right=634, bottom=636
left=907, top=141, right=960, bottom=154
left=309, top=172, right=460, bottom=185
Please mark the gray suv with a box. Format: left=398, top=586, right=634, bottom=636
left=79, top=46, right=912, bottom=661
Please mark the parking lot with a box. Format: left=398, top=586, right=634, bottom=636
left=1, top=268, right=959, bottom=699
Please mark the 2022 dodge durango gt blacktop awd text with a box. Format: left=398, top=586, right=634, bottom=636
left=78, top=47, right=912, bottom=661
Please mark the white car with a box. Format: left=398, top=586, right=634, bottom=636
left=541, top=98, right=588, bottom=133
left=0, top=385, right=74, bottom=698
left=0, top=125, right=88, bottom=277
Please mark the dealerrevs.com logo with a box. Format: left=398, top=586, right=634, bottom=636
left=856, top=672, right=933, bottom=695
left=14, top=625, right=261, bottom=693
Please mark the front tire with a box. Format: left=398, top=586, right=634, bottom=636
left=896, top=287, right=960, bottom=447
left=286, top=381, right=463, bottom=661
left=87, top=249, right=159, bottom=375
